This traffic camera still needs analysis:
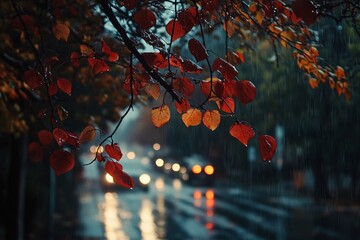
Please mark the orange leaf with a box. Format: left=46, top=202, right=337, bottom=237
left=182, top=108, right=202, bottom=127
left=53, top=23, right=70, bottom=41
left=79, top=125, right=96, bottom=144
left=38, top=130, right=53, bottom=145
left=133, top=8, right=156, bottom=30
left=229, top=122, right=255, bottom=147
left=57, top=78, right=72, bottom=95
left=80, top=44, right=94, bottom=57
left=151, top=104, right=171, bottom=128
left=88, top=58, right=109, bottom=74
left=105, top=143, right=123, bottom=161
left=101, top=40, right=119, bottom=62
left=202, top=110, right=221, bottom=131
left=50, top=149, right=75, bottom=176
left=308, top=78, right=319, bottom=89
left=144, top=82, right=161, bottom=100
left=188, top=38, right=208, bottom=62
left=53, top=128, right=69, bottom=146
left=259, top=135, right=277, bottom=161
left=335, top=66, right=345, bottom=80
left=216, top=97, right=235, bottom=113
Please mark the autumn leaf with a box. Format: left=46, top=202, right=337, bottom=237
left=105, top=143, right=123, bottom=161
left=79, top=125, right=96, bottom=144
left=172, top=77, right=194, bottom=98
left=38, top=130, right=53, bottom=145
left=188, top=38, right=208, bottom=62
left=212, top=58, right=238, bottom=81
left=203, top=110, right=221, bottom=131
left=229, top=122, right=255, bottom=147
left=175, top=98, right=191, bottom=114
left=80, top=44, right=94, bottom=57
left=88, top=58, right=109, bottom=74
left=53, top=23, right=70, bottom=41
left=101, top=40, right=119, bottom=62
left=180, top=59, right=203, bottom=74
left=28, top=142, right=44, bottom=163
left=66, top=132, right=79, bottom=147
left=50, top=149, right=75, bottom=176
left=233, top=80, right=256, bottom=104
left=216, top=97, right=235, bottom=113
left=104, top=161, right=134, bottom=189
left=259, top=135, right=277, bottom=161
left=144, top=82, right=161, bottom=100
left=105, top=160, right=123, bottom=175
left=151, top=104, right=171, bottom=128
left=133, top=8, right=157, bottom=30
left=57, top=78, right=72, bottom=95
left=53, top=128, right=69, bottom=146
left=23, top=70, right=43, bottom=89
left=48, top=82, right=58, bottom=96
left=70, top=52, right=80, bottom=67
left=166, top=19, right=186, bottom=42
left=182, top=108, right=202, bottom=127
left=291, top=0, right=317, bottom=25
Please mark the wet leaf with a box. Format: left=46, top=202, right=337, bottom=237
left=259, top=135, right=277, bottom=161
left=105, top=143, right=123, bottom=161
left=182, top=108, right=202, bottom=127
left=57, top=78, right=72, bottom=95
left=216, top=97, right=235, bottom=113
left=233, top=80, right=256, bottom=104
left=291, top=0, right=317, bottom=25
left=175, top=98, right=191, bottom=114
left=48, top=82, right=58, bottom=96
left=203, top=110, right=221, bottom=131
left=50, top=149, right=75, bottom=176
left=23, top=70, right=43, bottom=89
left=151, top=104, right=171, bottom=128
left=188, top=38, right=208, bottom=62
left=133, top=8, right=156, bottom=30
left=144, top=82, right=161, bottom=100
left=101, top=40, right=119, bottom=62
left=172, top=77, right=194, bottom=98
left=166, top=19, right=185, bottom=42
left=212, top=58, right=238, bottom=81
left=53, top=128, right=69, bottom=146
left=229, top=122, right=255, bottom=147
left=38, top=130, right=53, bottom=145
left=88, top=58, right=109, bottom=74
left=70, top=52, right=80, bottom=67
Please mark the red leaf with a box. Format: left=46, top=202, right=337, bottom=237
left=88, top=58, right=109, bottom=74
left=66, top=132, right=79, bottom=147
left=166, top=19, right=186, bottom=42
left=200, top=77, right=222, bottom=101
left=53, top=128, right=69, bottom=146
left=50, top=149, right=75, bottom=176
left=212, top=58, right=238, bottom=81
left=203, top=0, right=219, bottom=11
left=172, top=77, right=194, bottom=98
left=291, top=0, right=317, bottom=25
left=23, top=70, right=43, bottom=89
left=57, top=78, right=72, bottom=95
left=114, top=171, right=134, bottom=189
left=180, top=59, right=203, bottom=74
left=175, top=98, right=191, bottom=114
left=216, top=97, right=235, bottom=113
left=229, top=122, right=255, bottom=147
left=48, top=82, right=58, bottom=96
left=233, top=80, right=256, bottom=104
left=105, top=160, right=123, bottom=176
left=178, top=9, right=196, bottom=33
left=188, top=38, right=208, bottom=62
left=123, top=0, right=137, bottom=10
left=28, top=142, right=44, bottom=163
left=105, top=143, right=123, bottom=161
left=133, top=8, right=157, bottom=30
left=38, top=130, right=53, bottom=145
left=101, top=40, right=119, bottom=62
left=70, top=52, right=80, bottom=67
left=259, top=135, right=277, bottom=161
left=79, top=125, right=97, bottom=144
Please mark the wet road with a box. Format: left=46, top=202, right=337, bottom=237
left=76, top=154, right=360, bottom=240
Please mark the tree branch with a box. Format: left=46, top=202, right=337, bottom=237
left=99, top=0, right=180, bottom=103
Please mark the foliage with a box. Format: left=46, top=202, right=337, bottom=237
left=0, top=0, right=358, bottom=188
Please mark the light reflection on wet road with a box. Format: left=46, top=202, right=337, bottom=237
left=77, top=153, right=359, bottom=240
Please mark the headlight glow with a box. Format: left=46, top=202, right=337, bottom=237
left=105, top=173, right=114, bottom=183
left=139, top=174, right=151, bottom=185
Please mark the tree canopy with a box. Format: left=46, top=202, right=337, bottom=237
left=0, top=0, right=358, bottom=188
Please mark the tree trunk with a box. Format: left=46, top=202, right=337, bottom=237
left=5, top=134, right=28, bottom=240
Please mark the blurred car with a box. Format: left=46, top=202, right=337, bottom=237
left=101, top=156, right=152, bottom=192
left=182, top=154, right=215, bottom=186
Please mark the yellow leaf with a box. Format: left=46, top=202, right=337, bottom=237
left=53, top=23, right=70, bottom=41
left=202, top=110, right=220, bottom=131
left=151, top=104, right=170, bottom=128
left=181, top=108, right=202, bottom=127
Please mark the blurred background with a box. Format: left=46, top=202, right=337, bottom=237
left=1, top=12, right=360, bottom=240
